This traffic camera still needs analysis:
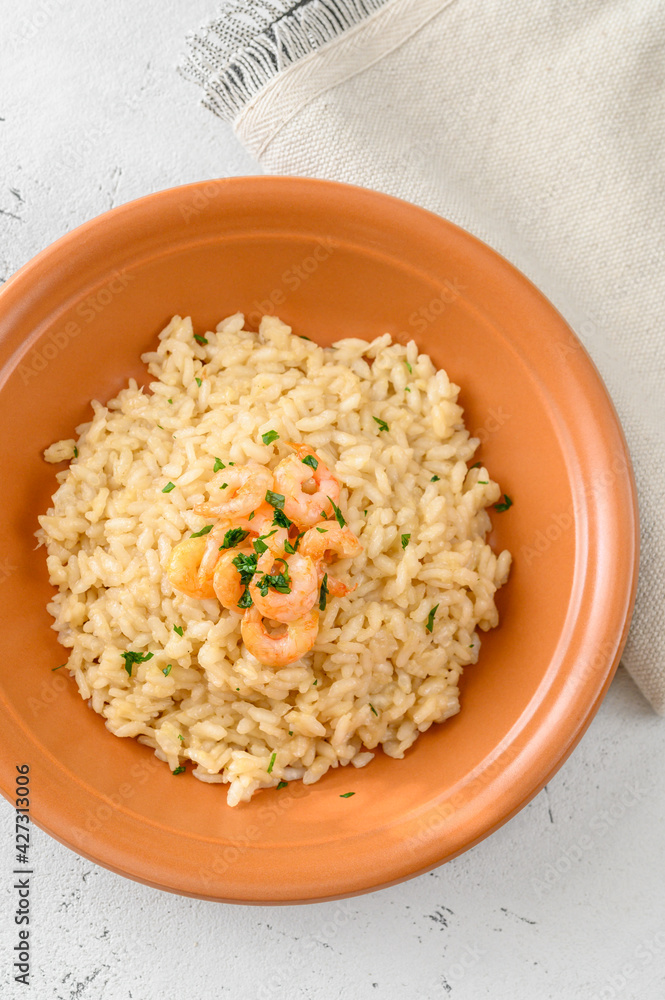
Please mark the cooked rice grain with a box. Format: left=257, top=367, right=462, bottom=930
left=38, top=314, right=511, bottom=806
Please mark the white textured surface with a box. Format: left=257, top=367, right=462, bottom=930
left=1, top=3, right=664, bottom=999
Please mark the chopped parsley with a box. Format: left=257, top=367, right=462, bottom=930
left=177, top=734, right=184, bottom=742
left=232, top=552, right=258, bottom=586
left=313, top=679, right=318, bottom=686
left=363, top=510, right=368, bottom=516
left=301, top=453, right=318, bottom=470
left=430, top=475, right=440, bottom=482
left=298, top=335, right=312, bottom=341
left=405, top=387, right=411, bottom=392
left=328, top=496, right=346, bottom=528
left=73, top=446, right=78, bottom=458
left=52, top=664, right=66, bottom=672
left=193, top=334, right=208, bottom=345
left=220, top=528, right=249, bottom=549
left=195, top=377, right=202, bottom=387
left=425, top=605, right=439, bottom=633
left=370, top=704, right=378, bottom=716
left=172, top=766, right=186, bottom=775
left=272, top=508, right=293, bottom=529
left=162, top=481, right=176, bottom=493
left=162, top=665, right=172, bottom=677
left=373, top=416, right=389, bottom=432
left=220, top=483, right=228, bottom=489
left=477, top=480, right=489, bottom=485
left=262, top=430, right=280, bottom=445
left=237, top=586, right=253, bottom=609
left=253, top=538, right=269, bottom=555
left=284, top=539, right=296, bottom=554
left=248, top=510, right=255, bottom=521
left=405, top=361, right=413, bottom=373
left=173, top=624, right=183, bottom=636
left=340, top=792, right=355, bottom=798
left=213, top=457, right=225, bottom=472
left=276, top=781, right=288, bottom=790
left=494, top=494, right=513, bottom=512
left=319, top=573, right=329, bottom=612
left=265, top=490, right=286, bottom=510
left=401, top=534, right=411, bottom=549
left=228, top=462, right=235, bottom=466
left=257, top=559, right=291, bottom=596
left=120, top=650, right=154, bottom=677
left=288, top=731, right=293, bottom=736
left=316, top=527, right=328, bottom=533
left=470, top=461, right=482, bottom=469
left=190, top=524, right=213, bottom=538
left=168, top=398, right=173, bottom=404
left=267, top=752, right=276, bottom=774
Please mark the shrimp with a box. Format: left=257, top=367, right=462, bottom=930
left=213, top=546, right=253, bottom=613
left=241, top=606, right=320, bottom=667
left=273, top=444, right=340, bottom=528
left=299, top=521, right=363, bottom=562
left=194, top=463, right=274, bottom=520
left=300, top=521, right=363, bottom=600
left=248, top=550, right=319, bottom=623
left=246, top=503, right=290, bottom=555
left=166, top=536, right=216, bottom=600
left=199, top=517, right=254, bottom=578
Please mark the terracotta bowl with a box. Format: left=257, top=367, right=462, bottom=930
left=0, top=178, right=638, bottom=903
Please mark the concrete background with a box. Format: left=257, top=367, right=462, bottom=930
left=1, top=3, right=663, bottom=998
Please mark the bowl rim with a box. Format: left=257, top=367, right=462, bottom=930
left=0, top=176, right=639, bottom=903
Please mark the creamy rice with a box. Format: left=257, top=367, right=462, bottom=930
left=38, top=313, right=511, bottom=806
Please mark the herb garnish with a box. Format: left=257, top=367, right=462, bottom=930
left=173, top=625, right=183, bottom=636
left=328, top=496, right=346, bottom=528
left=73, top=446, right=78, bottom=458
left=52, top=664, right=66, bottom=672
left=267, top=752, right=276, bottom=774
left=219, top=527, right=249, bottom=549
left=405, top=361, right=413, bottom=373
left=177, top=734, right=184, bottom=742
left=494, top=494, right=513, bottom=512
left=232, top=552, right=258, bottom=586
left=172, top=766, right=186, bottom=775
left=262, top=430, right=280, bottom=445
left=193, top=334, right=208, bottom=345
left=425, top=605, right=439, bottom=633
left=163, top=665, right=172, bottom=677
left=195, top=377, right=202, bottom=387
left=162, top=482, right=176, bottom=493
left=248, top=510, right=255, bottom=520
left=276, top=781, right=288, bottom=790
left=190, top=524, right=213, bottom=538
left=265, top=490, right=286, bottom=510
left=430, top=475, right=440, bottom=482
left=220, top=483, right=228, bottom=489
left=470, top=461, right=482, bottom=469
left=272, top=508, right=292, bottom=529
left=257, top=559, right=291, bottom=596
left=478, top=480, right=489, bottom=485
left=319, top=573, right=329, bottom=612
left=213, top=457, right=225, bottom=472
left=237, top=587, right=253, bottom=609
left=370, top=704, right=378, bottom=716
left=401, top=534, right=410, bottom=549
left=301, top=454, right=318, bottom=470
left=120, top=650, right=154, bottom=677
left=373, top=416, right=389, bottom=432
left=340, top=792, right=355, bottom=798
left=316, top=527, right=328, bottom=533
left=168, top=398, right=173, bottom=404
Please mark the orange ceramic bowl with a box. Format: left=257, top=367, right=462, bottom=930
left=0, top=178, right=638, bottom=903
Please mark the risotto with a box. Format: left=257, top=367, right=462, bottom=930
left=38, top=313, right=511, bottom=806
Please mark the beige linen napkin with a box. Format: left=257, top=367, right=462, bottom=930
left=182, top=0, right=665, bottom=712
